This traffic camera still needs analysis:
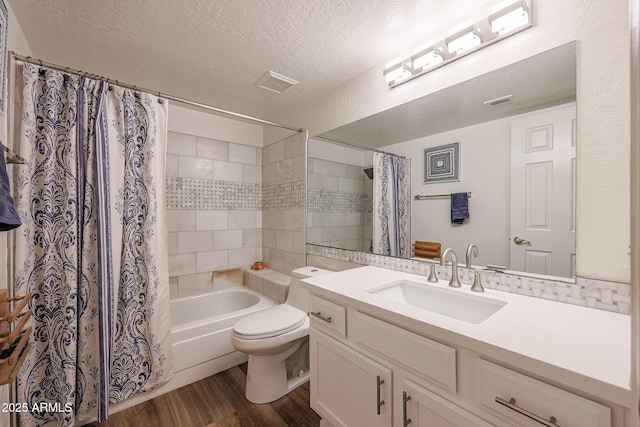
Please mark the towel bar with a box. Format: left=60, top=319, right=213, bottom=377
left=414, top=192, right=471, bottom=200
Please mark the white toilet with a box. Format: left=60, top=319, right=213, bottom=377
left=231, top=266, right=332, bottom=404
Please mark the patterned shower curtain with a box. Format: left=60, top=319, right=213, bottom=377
left=12, top=62, right=173, bottom=426
left=372, top=152, right=410, bottom=258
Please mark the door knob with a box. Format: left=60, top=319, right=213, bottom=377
left=513, top=236, right=531, bottom=245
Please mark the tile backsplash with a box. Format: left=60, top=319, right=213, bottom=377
left=306, top=244, right=631, bottom=315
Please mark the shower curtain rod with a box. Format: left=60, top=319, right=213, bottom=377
left=314, top=134, right=407, bottom=159
left=11, top=52, right=304, bottom=133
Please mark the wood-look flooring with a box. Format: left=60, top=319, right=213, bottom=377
left=87, top=364, right=321, bottom=427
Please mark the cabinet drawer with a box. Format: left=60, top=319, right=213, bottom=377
left=404, top=378, right=493, bottom=427
left=310, top=295, right=346, bottom=338
left=354, top=311, right=456, bottom=393
left=476, top=359, right=611, bottom=427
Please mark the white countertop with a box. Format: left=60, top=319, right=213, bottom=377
left=301, top=266, right=631, bottom=406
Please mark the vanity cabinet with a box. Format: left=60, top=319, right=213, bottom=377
left=310, top=329, right=392, bottom=427
left=402, top=378, right=492, bottom=427
left=308, top=293, right=620, bottom=427
left=309, top=296, right=493, bottom=427
left=475, top=360, right=611, bottom=427
left=310, top=328, right=490, bottom=427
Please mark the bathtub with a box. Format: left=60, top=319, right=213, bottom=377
left=170, top=286, right=276, bottom=372
left=109, top=286, right=276, bottom=413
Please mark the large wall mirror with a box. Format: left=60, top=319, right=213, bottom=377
left=307, top=41, right=577, bottom=281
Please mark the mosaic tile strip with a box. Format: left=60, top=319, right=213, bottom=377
left=307, top=188, right=373, bottom=213
left=306, top=244, right=631, bottom=315
left=166, top=177, right=262, bottom=210
left=166, top=177, right=305, bottom=210
left=262, top=179, right=305, bottom=209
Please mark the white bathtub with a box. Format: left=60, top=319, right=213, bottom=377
left=109, top=286, right=277, bottom=414
left=170, top=286, right=276, bottom=372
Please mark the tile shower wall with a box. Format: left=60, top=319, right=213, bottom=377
left=307, top=158, right=373, bottom=252
left=167, top=131, right=263, bottom=298
left=262, top=132, right=306, bottom=275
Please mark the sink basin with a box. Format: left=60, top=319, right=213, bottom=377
left=367, top=280, right=507, bottom=324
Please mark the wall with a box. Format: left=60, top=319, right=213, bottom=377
left=383, top=116, right=511, bottom=267
left=1, top=2, right=32, bottom=426
left=307, top=138, right=373, bottom=252
left=307, top=158, right=372, bottom=252
left=261, top=132, right=306, bottom=275
left=166, top=105, right=264, bottom=297
left=271, top=0, right=631, bottom=284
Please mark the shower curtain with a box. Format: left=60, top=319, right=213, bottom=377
left=11, top=62, right=173, bottom=426
left=372, top=152, right=410, bottom=258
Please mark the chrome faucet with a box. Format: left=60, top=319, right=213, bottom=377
left=466, top=244, right=479, bottom=268
left=440, top=248, right=461, bottom=288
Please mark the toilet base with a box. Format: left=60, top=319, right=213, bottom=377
left=244, top=339, right=310, bottom=404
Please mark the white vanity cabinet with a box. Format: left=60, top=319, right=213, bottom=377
left=475, top=359, right=612, bottom=427
left=309, top=295, right=493, bottom=427
left=310, top=329, right=392, bottom=427
left=308, top=292, right=622, bottom=427
left=402, top=378, right=493, bottom=427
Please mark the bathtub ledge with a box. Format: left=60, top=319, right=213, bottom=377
left=244, top=267, right=291, bottom=303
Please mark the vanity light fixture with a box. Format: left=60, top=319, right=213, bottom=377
left=383, top=58, right=411, bottom=83
left=489, top=0, right=531, bottom=35
left=382, top=0, right=533, bottom=88
left=446, top=25, right=483, bottom=55
left=411, top=43, right=444, bottom=71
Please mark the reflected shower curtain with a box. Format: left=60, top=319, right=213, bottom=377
left=12, top=62, right=173, bottom=426
left=372, top=152, right=410, bottom=258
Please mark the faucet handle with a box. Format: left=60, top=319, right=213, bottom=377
left=427, top=264, right=438, bottom=282
left=471, top=270, right=485, bottom=292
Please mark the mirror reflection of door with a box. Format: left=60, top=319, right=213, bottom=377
left=510, top=103, right=576, bottom=277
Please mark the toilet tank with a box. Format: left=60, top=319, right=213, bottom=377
left=286, top=266, right=333, bottom=311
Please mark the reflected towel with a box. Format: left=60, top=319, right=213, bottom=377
left=0, top=150, right=21, bottom=231
left=450, top=192, right=469, bottom=225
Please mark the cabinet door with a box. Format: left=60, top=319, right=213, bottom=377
left=310, top=329, right=392, bottom=427
left=403, top=379, right=493, bottom=427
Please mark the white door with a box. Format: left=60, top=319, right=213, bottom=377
left=510, top=103, right=576, bottom=277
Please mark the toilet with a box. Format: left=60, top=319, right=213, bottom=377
left=231, top=266, right=332, bottom=404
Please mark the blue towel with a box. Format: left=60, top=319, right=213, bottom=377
left=450, top=192, right=469, bottom=225
left=0, top=149, right=21, bottom=231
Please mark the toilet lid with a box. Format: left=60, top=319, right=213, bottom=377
left=233, top=305, right=306, bottom=339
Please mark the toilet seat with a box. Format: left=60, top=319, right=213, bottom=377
left=233, top=305, right=306, bottom=340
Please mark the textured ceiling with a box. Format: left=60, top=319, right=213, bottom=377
left=8, top=0, right=497, bottom=123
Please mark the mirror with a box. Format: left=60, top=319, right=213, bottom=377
left=307, top=42, right=577, bottom=280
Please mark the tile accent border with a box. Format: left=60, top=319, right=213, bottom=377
left=166, top=177, right=305, bottom=210
left=306, top=244, right=630, bottom=315
left=167, top=177, right=261, bottom=210
left=307, top=189, right=373, bottom=213
left=262, top=179, right=306, bottom=209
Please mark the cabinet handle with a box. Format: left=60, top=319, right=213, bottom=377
left=402, top=391, right=412, bottom=426
left=310, top=311, right=332, bottom=323
left=376, top=375, right=385, bottom=415
left=495, top=397, right=559, bottom=426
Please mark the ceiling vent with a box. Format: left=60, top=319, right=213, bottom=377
left=255, top=71, right=299, bottom=94
left=483, top=94, right=513, bottom=107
